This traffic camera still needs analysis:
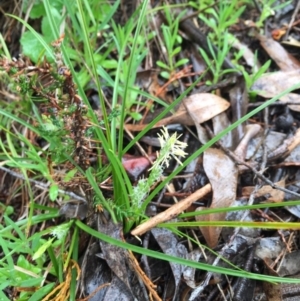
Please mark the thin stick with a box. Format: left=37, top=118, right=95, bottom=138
left=131, top=183, right=212, bottom=236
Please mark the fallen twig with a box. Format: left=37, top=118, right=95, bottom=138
left=131, top=183, right=212, bottom=236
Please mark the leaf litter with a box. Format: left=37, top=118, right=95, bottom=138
left=2, top=1, right=300, bottom=301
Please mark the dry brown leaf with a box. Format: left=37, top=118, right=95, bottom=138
left=183, top=93, right=230, bottom=124
left=251, top=70, right=300, bottom=112
left=252, top=70, right=300, bottom=98
left=125, top=93, right=230, bottom=131
left=242, top=179, right=285, bottom=203
left=195, top=148, right=238, bottom=248
left=258, top=35, right=300, bottom=71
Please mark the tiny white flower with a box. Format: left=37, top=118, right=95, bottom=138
left=156, top=126, right=188, bottom=167
left=131, top=127, right=188, bottom=209
left=51, top=222, right=72, bottom=240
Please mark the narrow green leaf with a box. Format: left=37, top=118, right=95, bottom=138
left=171, top=46, right=181, bottom=57
left=28, top=283, right=55, bottom=301
left=32, top=238, right=55, bottom=261
left=75, top=220, right=300, bottom=284
left=175, top=58, right=189, bottom=68
left=156, top=60, right=171, bottom=70
left=162, top=221, right=300, bottom=230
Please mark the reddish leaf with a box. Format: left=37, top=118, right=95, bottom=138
left=122, top=153, right=157, bottom=180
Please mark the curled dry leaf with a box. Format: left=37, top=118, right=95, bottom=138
left=125, top=93, right=230, bottom=131
left=172, top=93, right=230, bottom=145
left=96, top=218, right=161, bottom=301
left=195, top=148, right=238, bottom=248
